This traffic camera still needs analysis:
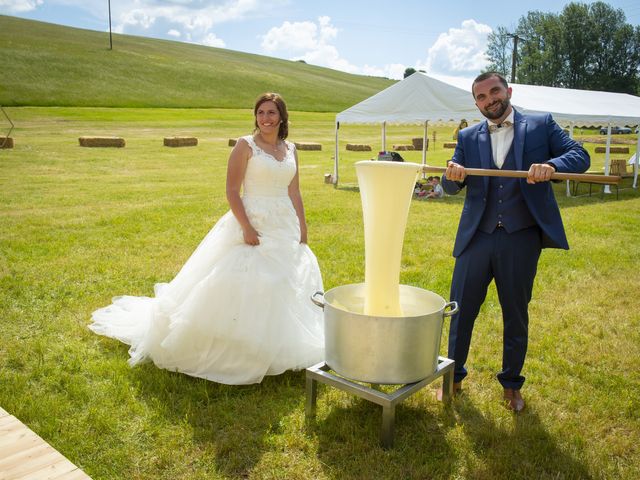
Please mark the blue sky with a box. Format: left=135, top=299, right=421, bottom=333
left=2, top=0, right=640, bottom=79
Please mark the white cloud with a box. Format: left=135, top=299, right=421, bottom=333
left=261, top=16, right=339, bottom=54
left=113, top=0, right=263, bottom=32
left=262, top=16, right=491, bottom=79
left=201, top=32, right=225, bottom=48
left=261, top=16, right=359, bottom=73
left=103, top=0, right=281, bottom=48
left=317, top=16, right=337, bottom=44
left=118, top=9, right=156, bottom=31
left=108, top=0, right=292, bottom=49
left=360, top=63, right=407, bottom=80
left=0, top=0, right=43, bottom=13
left=421, top=19, right=492, bottom=75
left=261, top=20, right=320, bottom=53
left=296, top=44, right=359, bottom=74
left=261, top=16, right=404, bottom=79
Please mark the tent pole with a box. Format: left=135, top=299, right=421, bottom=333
left=566, top=122, right=575, bottom=196
left=422, top=121, right=428, bottom=177
left=382, top=121, right=386, bottom=152
left=634, top=127, right=639, bottom=189
left=604, top=124, right=612, bottom=194
left=334, top=121, right=340, bottom=187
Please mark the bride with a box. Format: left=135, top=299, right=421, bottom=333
left=90, top=93, right=324, bottom=384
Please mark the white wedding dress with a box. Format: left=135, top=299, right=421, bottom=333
left=90, top=135, right=324, bottom=384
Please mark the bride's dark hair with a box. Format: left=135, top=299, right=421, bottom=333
left=254, top=92, right=289, bottom=140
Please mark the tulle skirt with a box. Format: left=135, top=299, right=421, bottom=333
left=90, top=195, right=324, bottom=384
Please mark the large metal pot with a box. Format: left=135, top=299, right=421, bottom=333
left=312, top=283, right=458, bottom=384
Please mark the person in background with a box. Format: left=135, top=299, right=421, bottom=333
left=453, top=119, right=469, bottom=141
left=415, top=177, right=432, bottom=198
left=426, top=176, right=443, bottom=198
left=439, top=72, right=590, bottom=412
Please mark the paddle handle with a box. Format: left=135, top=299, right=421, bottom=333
left=421, top=165, right=620, bottom=185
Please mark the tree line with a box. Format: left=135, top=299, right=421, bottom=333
left=485, top=1, right=640, bottom=94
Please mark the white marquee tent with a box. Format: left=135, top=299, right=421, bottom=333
left=334, top=72, right=640, bottom=190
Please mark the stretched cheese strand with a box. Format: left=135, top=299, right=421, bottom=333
left=355, top=161, right=420, bottom=316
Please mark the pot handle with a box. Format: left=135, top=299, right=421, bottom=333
left=311, top=291, right=325, bottom=309
left=443, top=301, right=459, bottom=317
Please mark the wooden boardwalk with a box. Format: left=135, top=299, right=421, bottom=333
left=0, top=407, right=91, bottom=480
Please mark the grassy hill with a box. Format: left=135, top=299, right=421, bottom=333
left=0, top=15, right=395, bottom=111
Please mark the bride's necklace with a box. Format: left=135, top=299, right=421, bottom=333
left=258, top=133, right=281, bottom=154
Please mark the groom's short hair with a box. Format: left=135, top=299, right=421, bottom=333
left=472, top=72, right=509, bottom=98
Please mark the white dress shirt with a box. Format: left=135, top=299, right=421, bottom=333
left=488, top=110, right=514, bottom=169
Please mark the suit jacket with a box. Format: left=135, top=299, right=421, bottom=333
left=442, top=109, right=590, bottom=257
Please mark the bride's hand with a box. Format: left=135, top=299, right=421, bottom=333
left=243, top=225, right=260, bottom=245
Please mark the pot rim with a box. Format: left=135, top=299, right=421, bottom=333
left=322, top=282, right=448, bottom=319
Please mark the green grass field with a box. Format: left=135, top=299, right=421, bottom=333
left=1, top=107, right=639, bottom=479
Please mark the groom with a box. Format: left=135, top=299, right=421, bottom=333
left=440, top=72, right=590, bottom=411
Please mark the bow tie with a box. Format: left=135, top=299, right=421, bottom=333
left=488, top=120, right=513, bottom=133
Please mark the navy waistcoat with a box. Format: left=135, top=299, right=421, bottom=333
left=477, top=142, right=536, bottom=234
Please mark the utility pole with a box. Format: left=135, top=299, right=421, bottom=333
left=108, top=0, right=113, bottom=50
left=506, top=33, right=521, bottom=83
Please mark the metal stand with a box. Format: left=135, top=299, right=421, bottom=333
left=305, top=356, right=455, bottom=448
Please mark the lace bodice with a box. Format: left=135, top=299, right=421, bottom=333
left=241, top=135, right=296, bottom=197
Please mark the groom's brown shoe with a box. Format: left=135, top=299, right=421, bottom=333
left=503, top=388, right=525, bottom=412
left=436, top=381, right=462, bottom=401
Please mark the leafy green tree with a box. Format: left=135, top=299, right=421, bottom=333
left=558, top=3, right=595, bottom=88
left=517, top=11, right=564, bottom=86
left=404, top=67, right=417, bottom=78
left=484, top=26, right=513, bottom=78
left=587, top=2, right=640, bottom=93
left=485, top=1, right=640, bottom=93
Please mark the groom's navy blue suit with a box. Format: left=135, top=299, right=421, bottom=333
left=442, top=109, right=590, bottom=389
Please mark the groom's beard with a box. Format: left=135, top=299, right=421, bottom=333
left=480, top=98, right=511, bottom=120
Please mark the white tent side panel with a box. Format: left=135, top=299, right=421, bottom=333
left=337, top=72, right=640, bottom=128
left=429, top=74, right=640, bottom=127
left=511, top=84, right=640, bottom=126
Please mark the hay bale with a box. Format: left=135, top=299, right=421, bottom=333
left=228, top=138, right=237, bottom=147
left=0, top=137, right=14, bottom=149
left=295, top=142, right=322, bottom=151
left=164, top=136, right=198, bottom=147
left=412, top=137, right=424, bottom=150
left=393, top=144, right=414, bottom=151
left=346, top=143, right=372, bottom=151
left=595, top=146, right=629, bottom=154
left=324, top=173, right=334, bottom=184
left=79, top=136, right=125, bottom=148
left=443, top=142, right=457, bottom=149
left=610, top=159, right=628, bottom=175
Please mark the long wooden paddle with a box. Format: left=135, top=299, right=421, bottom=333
left=420, top=165, right=620, bottom=185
